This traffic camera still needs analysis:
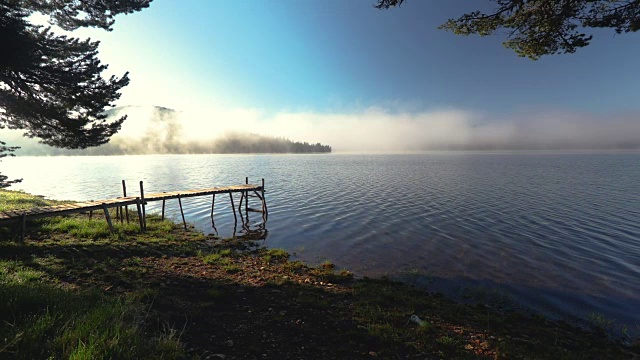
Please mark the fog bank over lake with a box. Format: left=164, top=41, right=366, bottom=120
left=2, top=106, right=639, bottom=155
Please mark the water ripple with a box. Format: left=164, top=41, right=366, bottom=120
left=5, top=152, right=640, bottom=327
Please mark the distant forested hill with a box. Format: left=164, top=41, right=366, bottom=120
left=9, top=106, right=332, bottom=155
left=14, top=132, right=332, bottom=155
left=212, top=134, right=331, bottom=154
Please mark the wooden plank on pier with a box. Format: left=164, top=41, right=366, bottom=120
left=142, top=184, right=262, bottom=202
left=0, top=197, right=140, bottom=225
left=0, top=181, right=268, bottom=237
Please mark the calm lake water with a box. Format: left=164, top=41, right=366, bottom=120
left=4, top=152, right=640, bottom=328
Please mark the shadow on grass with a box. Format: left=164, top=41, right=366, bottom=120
left=0, top=239, right=378, bottom=359
left=0, top=260, right=183, bottom=360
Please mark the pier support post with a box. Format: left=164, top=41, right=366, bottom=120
left=161, top=200, right=165, bottom=221
left=245, top=177, right=249, bottom=215
left=210, top=194, right=216, bottom=219
left=20, top=213, right=26, bottom=242
left=135, top=199, right=144, bottom=232
left=102, top=204, right=115, bottom=234
left=261, top=178, right=268, bottom=220
left=232, top=220, right=237, bottom=238
left=122, top=180, right=129, bottom=224
left=139, top=181, right=146, bottom=231
left=210, top=194, right=217, bottom=232
left=177, top=195, right=187, bottom=230
left=240, top=177, right=246, bottom=213
left=229, top=192, right=237, bottom=223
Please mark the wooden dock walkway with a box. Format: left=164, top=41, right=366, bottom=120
left=0, top=178, right=268, bottom=241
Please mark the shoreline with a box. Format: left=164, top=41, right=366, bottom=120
left=1, top=189, right=638, bottom=359
left=7, top=149, right=640, bottom=157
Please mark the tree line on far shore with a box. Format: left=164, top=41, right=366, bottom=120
left=213, top=134, right=331, bottom=154
left=15, top=133, right=332, bottom=156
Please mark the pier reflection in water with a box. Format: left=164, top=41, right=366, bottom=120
left=208, top=180, right=269, bottom=242
left=210, top=201, right=269, bottom=241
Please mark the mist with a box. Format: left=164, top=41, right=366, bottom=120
left=3, top=105, right=639, bottom=155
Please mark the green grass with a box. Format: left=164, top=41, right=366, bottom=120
left=36, top=213, right=176, bottom=241
left=201, top=247, right=237, bottom=265
left=0, top=191, right=186, bottom=359
left=0, top=189, right=176, bottom=242
left=219, top=248, right=232, bottom=256
left=283, top=260, right=306, bottom=274
left=436, top=334, right=463, bottom=347
left=320, top=259, right=335, bottom=269
left=223, top=264, right=240, bottom=273
left=42, top=217, right=116, bottom=239
left=262, top=248, right=289, bottom=263
left=0, top=260, right=184, bottom=360
left=0, top=189, right=64, bottom=212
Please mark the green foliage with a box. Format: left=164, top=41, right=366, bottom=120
left=0, top=0, right=152, bottom=184
left=0, top=142, right=21, bottom=188
left=377, top=0, right=640, bottom=59
left=0, top=0, right=150, bottom=148
left=13, top=0, right=152, bottom=32
left=373, top=0, right=404, bottom=9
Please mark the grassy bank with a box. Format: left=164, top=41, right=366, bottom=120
left=0, top=189, right=638, bottom=359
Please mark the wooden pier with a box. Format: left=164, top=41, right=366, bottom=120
left=0, top=178, right=268, bottom=240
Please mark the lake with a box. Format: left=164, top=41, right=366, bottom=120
left=4, top=152, right=640, bottom=329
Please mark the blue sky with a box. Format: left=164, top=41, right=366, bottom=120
left=10, top=0, right=636, bottom=152
left=90, top=0, right=640, bottom=115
